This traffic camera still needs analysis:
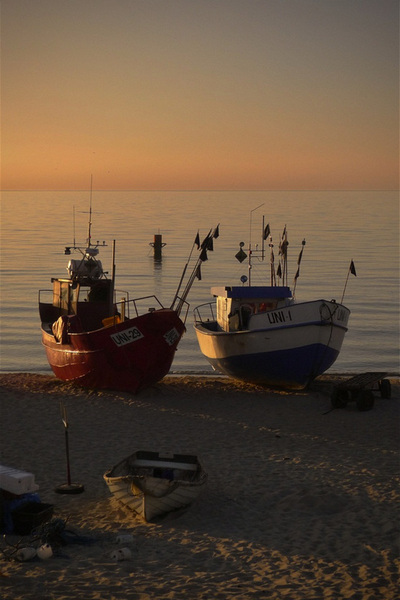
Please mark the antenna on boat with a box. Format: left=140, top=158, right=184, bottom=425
left=249, top=203, right=264, bottom=249
left=73, top=205, right=76, bottom=248
left=87, top=174, right=94, bottom=248
left=248, top=204, right=264, bottom=285
left=110, top=240, right=116, bottom=313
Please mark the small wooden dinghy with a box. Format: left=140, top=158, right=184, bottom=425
left=103, top=451, right=207, bottom=522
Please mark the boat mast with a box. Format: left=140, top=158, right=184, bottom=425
left=269, top=234, right=276, bottom=286
left=248, top=203, right=264, bottom=286
left=110, top=240, right=116, bottom=314
left=87, top=174, right=94, bottom=248
left=73, top=205, right=76, bottom=247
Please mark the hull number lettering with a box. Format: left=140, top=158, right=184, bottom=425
left=111, top=327, right=144, bottom=347
left=164, top=328, right=180, bottom=346
left=267, top=310, right=293, bottom=325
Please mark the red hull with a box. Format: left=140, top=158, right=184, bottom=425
left=41, top=309, right=185, bottom=393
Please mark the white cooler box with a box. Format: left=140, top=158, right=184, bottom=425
left=0, top=465, right=39, bottom=495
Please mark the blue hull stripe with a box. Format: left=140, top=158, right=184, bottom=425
left=207, top=343, right=339, bottom=388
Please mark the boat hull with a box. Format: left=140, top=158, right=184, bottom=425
left=194, top=300, right=350, bottom=389
left=41, top=309, right=185, bottom=393
left=103, top=451, right=207, bottom=521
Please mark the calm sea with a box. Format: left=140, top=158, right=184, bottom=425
left=1, top=191, right=399, bottom=377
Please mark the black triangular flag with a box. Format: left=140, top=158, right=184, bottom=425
left=196, top=264, right=202, bottom=280
left=200, top=247, right=208, bottom=261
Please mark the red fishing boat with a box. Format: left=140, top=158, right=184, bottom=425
left=39, top=201, right=219, bottom=393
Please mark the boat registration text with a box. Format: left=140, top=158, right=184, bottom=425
left=111, top=327, right=144, bottom=347
left=164, top=328, right=180, bottom=346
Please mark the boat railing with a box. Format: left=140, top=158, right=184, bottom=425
left=193, top=302, right=216, bottom=324
left=38, top=289, right=53, bottom=303
left=114, top=294, right=189, bottom=323
left=115, top=295, right=164, bottom=319
left=172, top=296, right=190, bottom=324
left=40, top=289, right=189, bottom=324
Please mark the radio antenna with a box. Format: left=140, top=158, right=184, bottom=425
left=87, top=175, right=93, bottom=247
left=73, top=205, right=76, bottom=247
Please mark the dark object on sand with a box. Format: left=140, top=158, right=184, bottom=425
left=12, top=502, right=54, bottom=536
left=330, top=372, right=391, bottom=411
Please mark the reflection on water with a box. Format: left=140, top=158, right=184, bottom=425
left=1, top=190, right=399, bottom=374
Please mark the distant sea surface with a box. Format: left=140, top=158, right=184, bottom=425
left=1, top=191, right=399, bottom=377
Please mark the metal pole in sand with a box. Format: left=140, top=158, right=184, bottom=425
left=55, top=402, right=84, bottom=494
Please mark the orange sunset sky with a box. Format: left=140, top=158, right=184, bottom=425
left=1, top=0, right=399, bottom=191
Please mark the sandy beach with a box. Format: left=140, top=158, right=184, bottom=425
left=0, top=373, right=399, bottom=599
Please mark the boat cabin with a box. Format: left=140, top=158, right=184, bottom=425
left=50, top=277, right=115, bottom=330
left=211, top=286, right=293, bottom=332
left=39, top=252, right=118, bottom=333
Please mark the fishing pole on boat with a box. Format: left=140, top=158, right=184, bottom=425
left=341, top=260, right=357, bottom=304
left=170, top=231, right=200, bottom=311
left=173, top=225, right=219, bottom=316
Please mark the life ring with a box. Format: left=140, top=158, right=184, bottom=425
left=320, top=303, right=332, bottom=320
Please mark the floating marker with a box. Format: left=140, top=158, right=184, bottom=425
left=150, top=233, right=166, bottom=261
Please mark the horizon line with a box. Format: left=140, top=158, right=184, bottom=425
left=1, top=188, right=399, bottom=193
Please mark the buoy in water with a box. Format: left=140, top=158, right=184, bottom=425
left=149, top=233, right=166, bottom=261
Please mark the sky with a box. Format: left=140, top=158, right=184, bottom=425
left=1, top=0, right=399, bottom=191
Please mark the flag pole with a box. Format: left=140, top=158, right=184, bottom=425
left=341, top=260, right=356, bottom=304
left=173, top=226, right=219, bottom=315
left=269, top=235, right=275, bottom=286
left=262, top=215, right=265, bottom=261
left=171, top=231, right=201, bottom=310
left=292, top=239, right=306, bottom=297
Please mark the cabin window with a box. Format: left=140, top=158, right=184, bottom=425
left=69, top=283, right=80, bottom=314
left=53, top=280, right=70, bottom=313
left=258, top=301, right=277, bottom=312
left=88, top=281, right=111, bottom=303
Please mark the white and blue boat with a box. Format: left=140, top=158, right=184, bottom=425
left=194, top=223, right=352, bottom=390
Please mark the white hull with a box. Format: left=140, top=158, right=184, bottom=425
left=194, top=299, right=350, bottom=389
left=104, top=451, right=207, bottom=522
